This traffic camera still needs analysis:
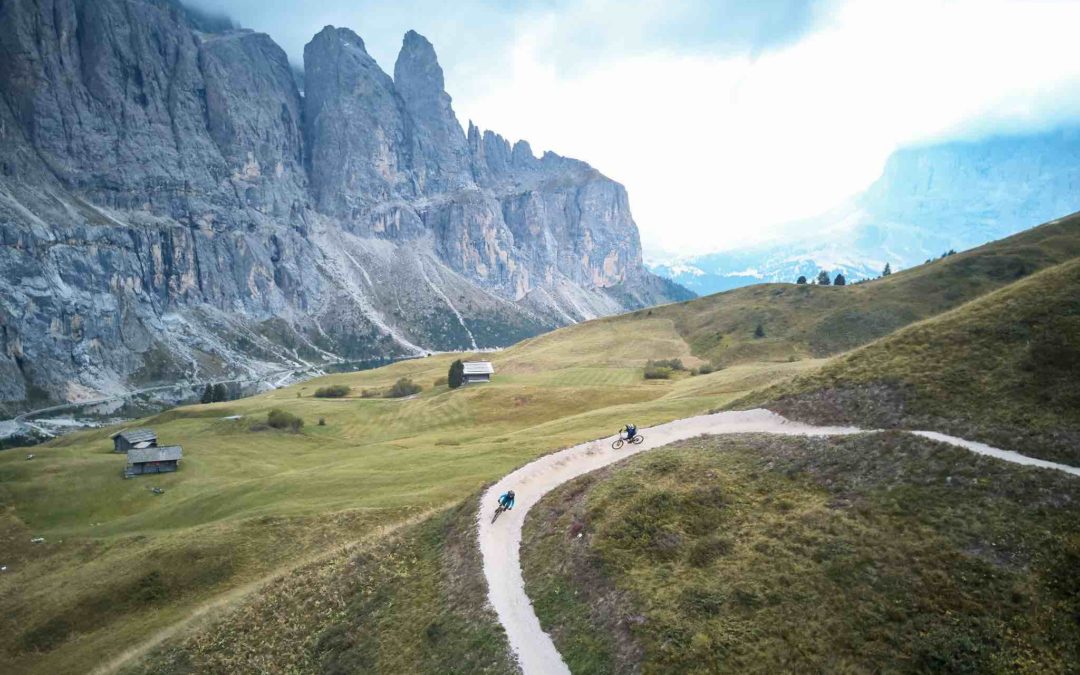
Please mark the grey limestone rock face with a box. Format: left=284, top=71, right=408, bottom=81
left=0, top=0, right=691, bottom=410
left=304, top=26, right=417, bottom=228
left=394, top=29, right=472, bottom=194
left=199, top=30, right=308, bottom=219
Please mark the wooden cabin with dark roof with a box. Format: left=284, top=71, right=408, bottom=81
left=111, top=428, right=157, bottom=453
left=462, top=361, right=495, bottom=384
left=125, top=445, right=182, bottom=477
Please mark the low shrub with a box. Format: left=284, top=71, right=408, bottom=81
left=689, top=363, right=719, bottom=376
left=434, top=376, right=448, bottom=387
left=644, top=365, right=672, bottom=380
left=687, top=536, right=734, bottom=567
left=647, top=358, right=686, bottom=371
left=385, top=378, right=422, bottom=398
left=314, top=384, right=351, bottom=398
left=318, top=417, right=326, bottom=426
left=267, top=409, right=304, bottom=432
left=19, top=616, right=73, bottom=652
left=679, top=585, right=727, bottom=615
left=360, top=389, right=381, bottom=399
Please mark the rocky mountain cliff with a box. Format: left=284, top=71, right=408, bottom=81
left=653, top=128, right=1080, bottom=294
left=0, top=0, right=689, bottom=409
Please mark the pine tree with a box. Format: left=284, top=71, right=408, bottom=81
left=834, top=273, right=846, bottom=286
left=448, top=359, right=464, bottom=389
left=816, top=270, right=831, bottom=286
left=796, top=275, right=807, bottom=285
left=754, top=323, right=765, bottom=339
left=882, top=262, right=892, bottom=276
left=212, top=383, right=229, bottom=402
left=200, top=384, right=213, bottom=404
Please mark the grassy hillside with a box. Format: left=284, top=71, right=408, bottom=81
left=523, top=433, right=1080, bottom=673
left=129, top=499, right=513, bottom=675
left=0, top=315, right=816, bottom=674
left=3, top=214, right=1077, bottom=673
left=741, top=257, right=1080, bottom=463
left=647, top=213, right=1080, bottom=365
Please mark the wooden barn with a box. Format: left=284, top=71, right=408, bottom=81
left=125, top=445, right=182, bottom=477
left=112, top=428, right=157, bottom=453
left=462, top=361, right=495, bottom=384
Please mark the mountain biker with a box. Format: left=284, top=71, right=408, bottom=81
left=620, top=423, right=637, bottom=441
left=498, top=490, right=516, bottom=511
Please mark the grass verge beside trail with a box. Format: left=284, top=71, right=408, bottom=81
left=128, top=499, right=515, bottom=674
left=523, top=433, right=1080, bottom=674
left=737, top=257, right=1080, bottom=464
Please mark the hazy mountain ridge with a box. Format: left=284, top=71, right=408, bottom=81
left=654, top=128, right=1080, bottom=294
left=0, top=0, right=689, bottom=408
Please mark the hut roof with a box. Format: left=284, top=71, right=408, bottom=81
left=127, top=446, right=183, bottom=464
left=462, top=361, right=494, bottom=375
left=112, top=428, right=157, bottom=444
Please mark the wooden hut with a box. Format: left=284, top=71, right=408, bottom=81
left=462, top=361, right=495, bottom=384
left=125, top=445, right=182, bottom=477
left=112, top=428, right=157, bottom=453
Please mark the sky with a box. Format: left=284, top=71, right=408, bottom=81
left=187, top=0, right=1080, bottom=258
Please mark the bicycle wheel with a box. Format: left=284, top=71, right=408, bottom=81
left=631, top=434, right=644, bottom=445
left=611, top=439, right=625, bottom=450
left=491, top=506, right=504, bottom=524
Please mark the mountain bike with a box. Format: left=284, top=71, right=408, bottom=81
left=491, top=503, right=509, bottom=524
left=611, top=434, right=644, bottom=450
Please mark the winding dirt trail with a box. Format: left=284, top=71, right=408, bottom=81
left=477, top=409, right=1080, bottom=675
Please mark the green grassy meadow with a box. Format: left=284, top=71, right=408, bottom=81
left=0, top=315, right=816, bottom=674
left=135, top=500, right=514, bottom=675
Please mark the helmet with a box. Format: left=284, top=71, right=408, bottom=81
left=507, top=490, right=515, bottom=498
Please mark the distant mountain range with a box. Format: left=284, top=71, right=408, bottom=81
left=651, top=128, right=1080, bottom=294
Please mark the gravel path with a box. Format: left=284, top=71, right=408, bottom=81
left=477, top=409, right=1080, bottom=675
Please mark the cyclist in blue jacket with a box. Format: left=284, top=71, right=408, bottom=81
left=498, top=490, right=516, bottom=510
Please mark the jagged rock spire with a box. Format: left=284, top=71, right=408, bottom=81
left=394, top=30, right=470, bottom=190
left=303, top=25, right=416, bottom=224
left=394, top=30, right=446, bottom=105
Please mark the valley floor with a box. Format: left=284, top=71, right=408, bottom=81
left=0, top=317, right=814, bottom=674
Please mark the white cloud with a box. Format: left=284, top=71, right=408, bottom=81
left=454, top=0, right=1080, bottom=255
left=188, top=0, right=1080, bottom=256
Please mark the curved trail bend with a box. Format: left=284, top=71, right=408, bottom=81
left=477, top=409, right=1080, bottom=675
